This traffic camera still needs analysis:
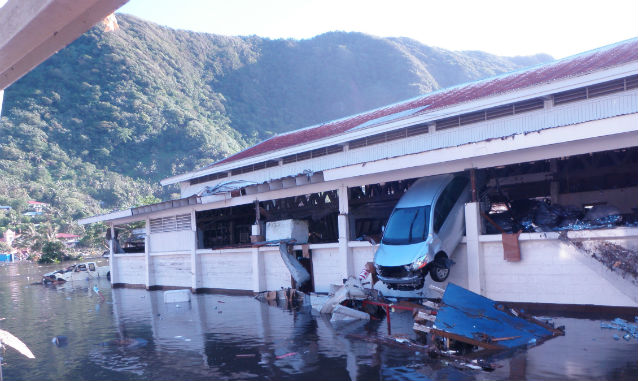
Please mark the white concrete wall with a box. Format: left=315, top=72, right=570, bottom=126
left=446, top=244, right=470, bottom=289
left=260, top=246, right=293, bottom=291
left=199, top=249, right=253, bottom=290
left=111, top=227, right=636, bottom=306
left=149, top=231, right=192, bottom=253
left=350, top=242, right=376, bottom=278
left=310, top=244, right=342, bottom=292
left=478, top=230, right=637, bottom=306
left=150, top=253, right=191, bottom=288
left=113, top=253, right=145, bottom=285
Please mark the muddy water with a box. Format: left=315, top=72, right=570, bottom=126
left=1, top=261, right=636, bottom=380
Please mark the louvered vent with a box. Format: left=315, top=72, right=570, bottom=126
left=553, top=88, right=587, bottom=105
left=486, top=104, right=513, bottom=120
left=460, top=111, right=485, bottom=126
left=190, top=171, right=228, bottom=185
left=436, top=117, right=460, bottom=130
left=513, top=98, right=544, bottom=113
left=349, top=138, right=367, bottom=149
left=150, top=214, right=191, bottom=233
left=588, top=78, right=625, bottom=98
left=553, top=75, right=635, bottom=106
left=406, top=124, right=429, bottom=137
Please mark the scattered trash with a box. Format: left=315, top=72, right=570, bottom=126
left=255, top=287, right=305, bottom=308
left=320, top=277, right=368, bottom=314
left=485, top=199, right=634, bottom=234
left=93, top=284, right=105, bottom=301
left=330, top=305, right=371, bottom=322
left=600, top=317, right=638, bottom=340
left=52, top=336, right=68, bottom=347
left=164, top=289, right=191, bottom=304
left=275, top=352, right=297, bottom=359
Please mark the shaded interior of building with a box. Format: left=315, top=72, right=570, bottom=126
left=113, top=147, right=638, bottom=252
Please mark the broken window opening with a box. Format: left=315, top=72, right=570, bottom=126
left=480, top=147, right=638, bottom=234
left=107, top=222, right=146, bottom=254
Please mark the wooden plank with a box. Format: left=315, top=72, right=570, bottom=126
left=430, top=328, right=504, bottom=350
left=415, top=311, right=436, bottom=322
left=413, top=323, right=431, bottom=334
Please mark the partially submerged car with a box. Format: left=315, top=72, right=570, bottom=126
left=42, top=262, right=110, bottom=283
left=374, top=174, right=470, bottom=290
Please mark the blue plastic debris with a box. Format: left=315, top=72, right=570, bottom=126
left=431, top=283, right=562, bottom=350
left=600, top=318, right=638, bottom=339
left=613, top=334, right=620, bottom=340
left=623, top=334, right=632, bottom=341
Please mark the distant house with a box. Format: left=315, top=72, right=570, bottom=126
left=27, top=201, right=48, bottom=213
left=0, top=205, right=11, bottom=213
left=56, top=233, right=80, bottom=247
left=1, top=229, right=16, bottom=246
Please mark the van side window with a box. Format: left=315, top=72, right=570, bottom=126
left=433, top=177, right=469, bottom=232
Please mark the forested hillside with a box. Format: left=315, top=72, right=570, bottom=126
left=0, top=14, right=551, bottom=242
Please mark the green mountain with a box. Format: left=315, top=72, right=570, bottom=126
left=0, top=14, right=551, bottom=238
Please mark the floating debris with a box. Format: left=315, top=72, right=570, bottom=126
left=425, top=283, right=564, bottom=351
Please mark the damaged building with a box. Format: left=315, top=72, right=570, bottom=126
left=79, top=38, right=638, bottom=308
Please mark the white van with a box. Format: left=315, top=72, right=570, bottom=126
left=374, top=174, right=470, bottom=290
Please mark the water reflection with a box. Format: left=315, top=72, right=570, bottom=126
left=0, top=262, right=636, bottom=380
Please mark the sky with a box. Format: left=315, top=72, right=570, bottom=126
left=118, top=0, right=638, bottom=59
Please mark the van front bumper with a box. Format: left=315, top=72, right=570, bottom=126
left=377, top=265, right=426, bottom=289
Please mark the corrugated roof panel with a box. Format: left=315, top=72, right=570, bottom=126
left=194, top=39, right=637, bottom=174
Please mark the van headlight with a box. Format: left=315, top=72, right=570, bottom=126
left=410, top=256, right=428, bottom=271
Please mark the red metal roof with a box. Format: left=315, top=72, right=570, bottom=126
left=213, top=39, right=638, bottom=168
left=56, top=233, right=80, bottom=239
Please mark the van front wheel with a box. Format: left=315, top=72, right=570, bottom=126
left=430, top=258, right=450, bottom=282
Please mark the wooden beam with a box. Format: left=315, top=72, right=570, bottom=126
left=0, top=0, right=129, bottom=90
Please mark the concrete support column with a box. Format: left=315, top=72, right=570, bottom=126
left=549, top=159, right=560, bottom=204
left=109, top=223, right=115, bottom=285
left=338, top=185, right=354, bottom=278
left=190, top=209, right=199, bottom=292
left=252, top=247, right=266, bottom=292
left=465, top=202, right=485, bottom=295
left=144, top=217, right=151, bottom=289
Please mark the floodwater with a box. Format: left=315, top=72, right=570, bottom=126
left=1, top=261, right=637, bottom=381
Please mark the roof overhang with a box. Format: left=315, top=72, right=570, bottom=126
left=0, top=0, right=129, bottom=90
left=77, top=195, right=200, bottom=225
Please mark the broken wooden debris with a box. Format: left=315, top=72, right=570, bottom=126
left=330, top=305, right=371, bottom=322
left=429, top=283, right=564, bottom=351
left=320, top=277, right=368, bottom=314
left=255, top=287, right=306, bottom=306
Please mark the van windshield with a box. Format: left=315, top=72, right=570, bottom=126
left=382, top=206, right=430, bottom=245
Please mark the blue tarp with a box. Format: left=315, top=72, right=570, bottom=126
left=433, top=283, right=556, bottom=349
left=0, top=253, right=13, bottom=262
